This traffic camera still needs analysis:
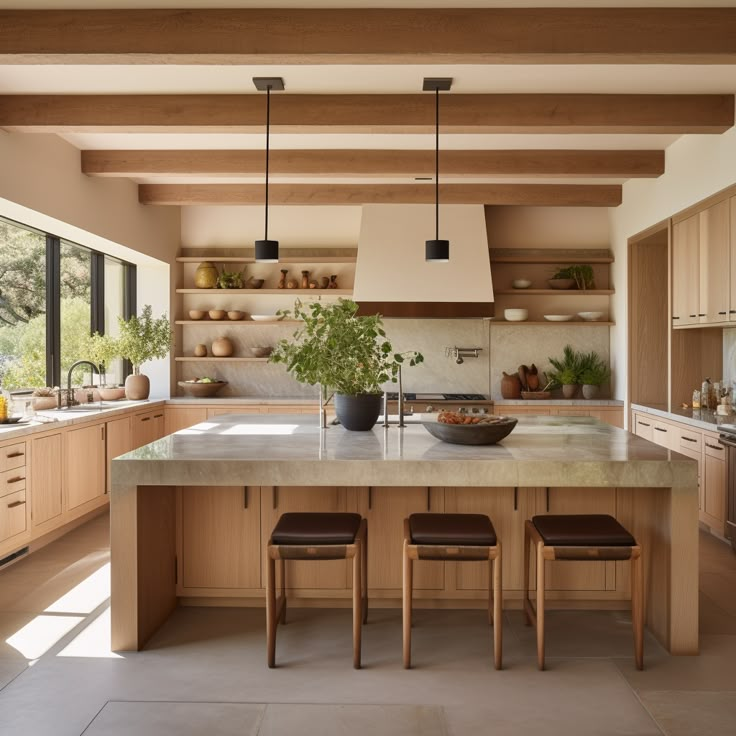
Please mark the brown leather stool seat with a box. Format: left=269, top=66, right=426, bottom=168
left=266, top=512, right=367, bottom=669
left=532, top=514, right=635, bottom=547
left=272, top=512, right=362, bottom=545
left=410, top=513, right=497, bottom=546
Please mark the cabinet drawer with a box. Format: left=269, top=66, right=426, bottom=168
left=0, top=467, right=26, bottom=498
left=0, top=442, right=26, bottom=472
left=651, top=420, right=672, bottom=447
left=677, top=427, right=703, bottom=454
left=704, top=437, right=726, bottom=459
left=633, top=415, right=653, bottom=441
left=0, top=489, right=27, bottom=542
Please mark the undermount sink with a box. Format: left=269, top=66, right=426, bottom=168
left=49, top=400, right=138, bottom=413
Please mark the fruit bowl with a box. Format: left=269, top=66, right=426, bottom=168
left=422, top=416, right=518, bottom=446
left=177, top=380, right=228, bottom=398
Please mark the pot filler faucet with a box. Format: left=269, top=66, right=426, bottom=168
left=59, top=360, right=100, bottom=409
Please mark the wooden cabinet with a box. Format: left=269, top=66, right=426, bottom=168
left=30, top=433, right=63, bottom=531
left=66, top=424, right=106, bottom=511
left=730, top=196, right=736, bottom=323
left=207, top=407, right=261, bottom=418
left=0, top=440, right=29, bottom=548
left=650, top=419, right=673, bottom=449
left=106, top=416, right=133, bottom=495
left=261, top=486, right=348, bottom=590
left=132, top=409, right=165, bottom=449
left=699, top=200, right=731, bottom=324
left=357, top=486, right=444, bottom=591
left=672, top=213, right=700, bottom=326
left=632, top=413, right=654, bottom=442
left=165, top=406, right=208, bottom=435
left=179, top=486, right=261, bottom=591
left=703, top=435, right=727, bottom=533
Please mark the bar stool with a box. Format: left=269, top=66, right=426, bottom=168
left=524, top=514, right=643, bottom=671
left=266, top=512, right=367, bottom=669
left=403, top=513, right=502, bottom=670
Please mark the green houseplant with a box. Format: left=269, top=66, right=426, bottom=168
left=117, top=305, right=173, bottom=400
left=270, top=298, right=423, bottom=430
left=548, top=344, right=584, bottom=398
left=549, top=264, right=596, bottom=290
left=84, top=332, right=125, bottom=399
left=578, top=350, right=611, bottom=399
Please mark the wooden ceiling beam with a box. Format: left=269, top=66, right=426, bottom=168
left=138, top=183, right=622, bottom=207
left=2, top=8, right=736, bottom=64
left=82, top=149, right=665, bottom=179
left=1, top=94, right=732, bottom=134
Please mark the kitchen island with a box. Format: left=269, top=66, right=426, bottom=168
left=110, top=414, right=698, bottom=655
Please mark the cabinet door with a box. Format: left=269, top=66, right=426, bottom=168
left=30, top=434, right=63, bottom=529
left=446, top=486, right=535, bottom=592
left=541, top=487, right=617, bottom=591
left=132, top=411, right=164, bottom=448
left=207, top=407, right=261, bottom=418
left=165, top=407, right=208, bottom=436
left=632, top=413, right=654, bottom=442
left=651, top=420, right=673, bottom=449
left=106, top=416, right=133, bottom=495
left=730, top=196, right=736, bottom=322
left=66, top=424, right=106, bottom=511
left=261, top=486, right=348, bottom=590
left=180, top=486, right=261, bottom=590
left=590, top=409, right=624, bottom=428
left=357, top=486, right=444, bottom=591
left=703, top=444, right=726, bottom=532
left=699, top=200, right=730, bottom=324
left=672, top=214, right=700, bottom=326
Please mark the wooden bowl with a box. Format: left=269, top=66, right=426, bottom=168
left=548, top=278, right=576, bottom=290
left=251, top=346, right=274, bottom=358
left=208, top=309, right=226, bottom=320
left=422, top=417, right=517, bottom=446
left=227, top=310, right=245, bottom=321
left=177, top=380, right=228, bottom=398
left=189, top=310, right=206, bottom=320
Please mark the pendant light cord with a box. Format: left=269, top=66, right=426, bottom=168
left=435, top=87, right=439, bottom=241
left=264, top=85, right=271, bottom=241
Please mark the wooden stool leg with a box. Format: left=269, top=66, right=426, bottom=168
left=279, top=558, right=287, bottom=624
left=536, top=541, right=546, bottom=671
left=488, top=557, right=494, bottom=625
left=266, top=553, right=277, bottom=668
left=493, top=547, right=503, bottom=671
left=523, top=523, right=532, bottom=626
left=632, top=551, right=644, bottom=670
left=403, top=543, right=413, bottom=669
left=352, top=544, right=362, bottom=669
left=362, top=525, right=369, bottom=625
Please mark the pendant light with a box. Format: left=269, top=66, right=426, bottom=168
left=423, top=77, right=452, bottom=262
left=253, top=77, right=284, bottom=263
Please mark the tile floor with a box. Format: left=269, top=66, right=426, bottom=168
left=0, top=514, right=735, bottom=735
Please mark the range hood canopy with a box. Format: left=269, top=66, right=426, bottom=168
left=353, top=204, right=494, bottom=318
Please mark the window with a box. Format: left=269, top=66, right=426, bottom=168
left=0, top=217, right=136, bottom=391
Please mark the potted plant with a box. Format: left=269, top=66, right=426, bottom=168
left=270, top=298, right=423, bottom=430
left=548, top=264, right=596, bottom=291
left=117, top=305, right=173, bottom=400
left=579, top=351, right=611, bottom=399
left=548, top=344, right=583, bottom=399
left=84, top=332, right=126, bottom=400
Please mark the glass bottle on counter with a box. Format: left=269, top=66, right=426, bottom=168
left=701, top=378, right=713, bottom=410
left=692, top=389, right=701, bottom=409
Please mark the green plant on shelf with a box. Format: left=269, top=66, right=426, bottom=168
left=216, top=269, right=245, bottom=289
left=578, top=350, right=611, bottom=387
left=550, top=264, right=596, bottom=290
left=547, top=344, right=584, bottom=387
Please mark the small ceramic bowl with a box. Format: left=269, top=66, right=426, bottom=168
left=544, top=314, right=574, bottom=322
left=251, top=346, right=274, bottom=358
left=512, top=279, right=532, bottom=289
left=189, top=310, right=206, bottom=321
left=578, top=311, right=604, bottom=321
left=504, top=308, right=528, bottom=322
left=208, top=309, right=226, bottom=321
left=227, top=310, right=245, bottom=321
left=246, top=279, right=265, bottom=289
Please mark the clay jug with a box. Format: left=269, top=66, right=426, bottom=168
left=278, top=269, right=288, bottom=289
left=194, top=344, right=207, bottom=357
left=501, top=371, right=522, bottom=399
left=301, top=270, right=310, bottom=289
left=194, top=262, right=218, bottom=289
left=212, top=337, right=234, bottom=357
left=125, top=374, right=150, bottom=401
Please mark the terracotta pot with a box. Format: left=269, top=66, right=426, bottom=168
left=582, top=384, right=600, bottom=400
left=194, top=344, right=208, bottom=357
left=211, top=337, right=234, bottom=357
left=562, top=384, right=579, bottom=399
left=194, top=261, right=218, bottom=289
left=125, top=374, right=150, bottom=400
left=500, top=371, right=522, bottom=399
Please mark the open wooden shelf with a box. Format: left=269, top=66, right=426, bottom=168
left=176, top=255, right=357, bottom=264
left=176, top=288, right=353, bottom=295
left=175, top=319, right=299, bottom=326
left=487, top=320, right=615, bottom=326
left=494, top=289, right=615, bottom=296
left=490, top=248, right=614, bottom=264
left=175, top=357, right=269, bottom=362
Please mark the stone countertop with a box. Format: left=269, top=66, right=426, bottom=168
left=631, top=403, right=731, bottom=433
left=0, top=399, right=166, bottom=442
left=494, top=399, right=623, bottom=406
left=168, top=396, right=317, bottom=405
left=112, top=414, right=697, bottom=490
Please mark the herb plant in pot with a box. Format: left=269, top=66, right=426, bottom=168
left=548, top=345, right=583, bottom=399
left=269, top=299, right=423, bottom=430
left=84, top=332, right=125, bottom=401
left=117, top=306, right=173, bottom=400
left=579, top=351, right=611, bottom=400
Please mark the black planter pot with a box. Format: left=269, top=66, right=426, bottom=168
left=334, top=393, right=382, bottom=431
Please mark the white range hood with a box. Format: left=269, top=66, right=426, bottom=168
left=353, top=204, right=494, bottom=318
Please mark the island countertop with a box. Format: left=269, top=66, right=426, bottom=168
left=112, top=413, right=697, bottom=490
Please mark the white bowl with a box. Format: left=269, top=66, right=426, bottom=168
left=544, top=314, right=574, bottom=322
left=578, top=311, right=604, bottom=322
left=250, top=314, right=282, bottom=322
left=504, top=308, right=528, bottom=322
left=512, top=279, right=532, bottom=289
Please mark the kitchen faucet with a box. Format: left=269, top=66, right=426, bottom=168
left=60, top=360, right=100, bottom=409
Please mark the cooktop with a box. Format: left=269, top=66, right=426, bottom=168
left=385, top=393, right=488, bottom=401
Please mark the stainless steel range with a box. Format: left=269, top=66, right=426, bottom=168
left=717, top=424, right=736, bottom=551
left=385, top=392, right=492, bottom=414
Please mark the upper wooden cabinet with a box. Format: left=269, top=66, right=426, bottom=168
left=699, top=199, right=730, bottom=324
left=730, top=197, right=736, bottom=323
left=672, top=213, right=700, bottom=326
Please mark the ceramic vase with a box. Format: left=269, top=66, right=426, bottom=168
left=125, top=374, right=150, bottom=400
left=562, top=384, right=579, bottom=399
left=582, top=384, right=600, bottom=399
left=194, top=262, right=218, bottom=289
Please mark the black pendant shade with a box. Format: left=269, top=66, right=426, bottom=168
left=423, top=78, right=452, bottom=262
left=253, top=77, right=284, bottom=263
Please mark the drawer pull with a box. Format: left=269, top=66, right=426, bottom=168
left=6, top=476, right=24, bottom=484
left=655, top=427, right=667, bottom=433
left=638, top=421, right=651, bottom=427
left=6, top=451, right=24, bottom=459
left=681, top=436, right=697, bottom=443
left=672, top=316, right=680, bottom=320
left=689, top=314, right=697, bottom=318
left=154, top=414, right=163, bottom=419
left=699, top=314, right=706, bottom=317
left=243, top=487, right=248, bottom=510
left=7, top=500, right=25, bottom=509
left=706, top=443, right=723, bottom=451
left=141, top=417, right=151, bottom=422
left=719, top=311, right=728, bottom=315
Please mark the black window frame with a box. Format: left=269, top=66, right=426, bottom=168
left=1, top=216, right=136, bottom=389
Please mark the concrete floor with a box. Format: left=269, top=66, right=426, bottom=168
left=0, top=514, right=735, bottom=735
